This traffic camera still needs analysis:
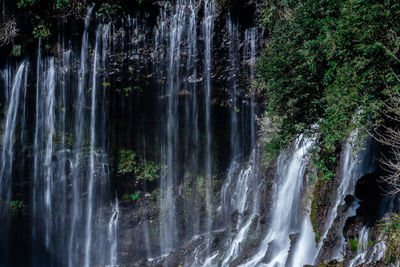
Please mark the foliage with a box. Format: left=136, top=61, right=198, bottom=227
left=117, top=149, right=163, bottom=182
left=122, top=191, right=141, bottom=201
left=17, top=0, right=35, bottom=8
left=257, top=0, right=400, bottom=178
left=349, top=238, right=358, bottom=253
left=11, top=45, right=21, bottom=57
left=102, top=82, right=111, bottom=87
left=116, top=86, right=133, bottom=97
left=97, top=2, right=122, bottom=19
left=117, top=149, right=137, bottom=174
left=9, top=200, right=23, bottom=214
left=32, top=23, right=51, bottom=40
left=378, top=213, right=400, bottom=263
left=310, top=178, right=322, bottom=242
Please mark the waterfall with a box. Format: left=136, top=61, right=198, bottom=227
left=228, top=13, right=240, bottom=158
left=159, top=0, right=187, bottom=254
left=68, top=6, right=94, bottom=266
left=241, top=136, right=314, bottom=267
left=249, top=28, right=257, bottom=148
left=83, top=24, right=101, bottom=267
left=220, top=149, right=261, bottom=266
left=44, top=59, right=56, bottom=249
left=152, top=0, right=217, bottom=255
left=0, top=63, right=28, bottom=263
left=185, top=0, right=201, bottom=236
left=0, top=62, right=27, bottom=195
left=203, top=0, right=215, bottom=239
left=349, top=226, right=387, bottom=266
left=0, top=6, right=116, bottom=266
left=0, top=61, right=28, bottom=222
left=0, top=62, right=27, bottom=193
left=290, top=213, right=317, bottom=267
left=315, top=133, right=375, bottom=261
left=108, top=198, right=120, bottom=266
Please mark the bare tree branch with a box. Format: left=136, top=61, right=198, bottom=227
left=377, top=91, right=400, bottom=194
left=0, top=17, right=18, bottom=47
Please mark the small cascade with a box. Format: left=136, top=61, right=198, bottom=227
left=228, top=13, right=240, bottom=158
left=203, top=0, right=215, bottom=238
left=243, top=27, right=258, bottom=148
left=159, top=0, right=187, bottom=254
left=220, top=149, right=261, bottom=266
left=0, top=63, right=28, bottom=264
left=349, top=226, right=387, bottom=266
left=68, top=6, right=94, bottom=265
left=349, top=226, right=369, bottom=266
left=315, top=133, right=375, bottom=261
left=108, top=198, right=120, bottom=266
left=241, top=136, right=314, bottom=267
left=83, top=24, right=101, bottom=267
left=290, top=214, right=317, bottom=267
left=0, top=62, right=27, bottom=206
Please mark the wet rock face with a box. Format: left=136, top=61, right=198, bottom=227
left=113, top=151, right=274, bottom=265
left=355, top=173, right=386, bottom=222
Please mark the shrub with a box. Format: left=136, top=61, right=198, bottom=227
left=378, top=213, right=400, bottom=264
left=32, top=23, right=51, bottom=39
left=117, top=149, right=164, bottom=182
left=11, top=45, right=21, bottom=57
left=117, top=149, right=137, bottom=174
left=349, top=238, right=358, bottom=253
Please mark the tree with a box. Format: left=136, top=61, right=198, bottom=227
left=377, top=86, right=400, bottom=194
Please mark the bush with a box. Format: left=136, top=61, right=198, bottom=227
left=378, top=213, right=400, bottom=264
left=349, top=238, right=358, bottom=253
left=117, top=149, right=164, bottom=182
left=11, top=45, right=21, bottom=57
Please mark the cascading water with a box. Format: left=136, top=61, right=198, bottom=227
left=2, top=1, right=385, bottom=266
left=0, top=62, right=27, bottom=196
left=240, top=137, right=314, bottom=267
left=348, top=226, right=387, bottom=267
left=203, top=0, right=215, bottom=239
left=108, top=198, right=120, bottom=266
left=0, top=62, right=28, bottom=265
left=0, top=6, right=118, bottom=265
left=0, top=62, right=27, bottom=205
left=315, top=133, right=376, bottom=262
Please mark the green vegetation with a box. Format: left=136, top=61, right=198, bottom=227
left=11, top=45, right=21, bottom=57
left=32, top=23, right=51, bottom=40
left=117, top=149, right=137, bottom=174
left=310, top=178, right=322, bottom=242
left=257, top=0, right=400, bottom=180
left=14, top=0, right=147, bottom=45
left=9, top=200, right=23, bottom=214
left=349, top=238, right=358, bottom=253
left=378, top=213, right=400, bottom=263
left=122, top=191, right=141, bottom=201
left=117, top=149, right=163, bottom=182
left=102, top=82, right=111, bottom=87
left=116, top=86, right=134, bottom=97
